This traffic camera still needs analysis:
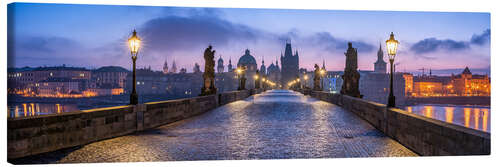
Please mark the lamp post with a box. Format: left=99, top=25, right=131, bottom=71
left=303, top=75, right=308, bottom=88
left=262, top=77, right=267, bottom=90
left=237, top=68, right=242, bottom=90
left=237, top=67, right=246, bottom=90
left=320, top=69, right=326, bottom=91
left=295, top=76, right=302, bottom=89
left=254, top=73, right=260, bottom=89
left=386, top=32, right=399, bottom=107
left=128, top=30, right=141, bottom=105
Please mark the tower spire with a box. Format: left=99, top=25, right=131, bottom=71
left=322, top=59, right=326, bottom=69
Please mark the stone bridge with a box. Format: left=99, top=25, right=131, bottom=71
left=8, top=89, right=489, bottom=164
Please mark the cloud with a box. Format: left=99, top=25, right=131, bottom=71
left=309, top=32, right=374, bottom=53
left=137, top=13, right=264, bottom=55
left=17, top=36, right=79, bottom=53
left=277, top=29, right=300, bottom=43
left=8, top=35, right=86, bottom=67
left=471, top=28, right=490, bottom=45
left=410, top=28, right=489, bottom=54
left=410, top=38, right=469, bottom=54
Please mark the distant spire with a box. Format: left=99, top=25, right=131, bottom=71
left=171, top=59, right=177, bottom=73
left=462, top=66, right=472, bottom=75
left=163, top=59, right=169, bottom=74
left=322, top=59, right=326, bottom=69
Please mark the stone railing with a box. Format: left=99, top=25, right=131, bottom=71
left=8, top=89, right=264, bottom=159
left=300, top=90, right=490, bottom=156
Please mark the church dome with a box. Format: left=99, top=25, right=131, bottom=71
left=237, top=49, right=257, bottom=67
left=218, top=56, right=224, bottom=64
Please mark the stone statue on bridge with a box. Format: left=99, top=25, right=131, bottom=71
left=341, top=42, right=362, bottom=98
left=313, top=64, right=321, bottom=91
left=200, top=45, right=217, bottom=96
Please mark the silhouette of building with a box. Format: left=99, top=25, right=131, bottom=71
left=227, top=58, right=234, bottom=72
left=180, top=68, right=187, bottom=74
left=238, top=49, right=258, bottom=71
left=359, top=71, right=406, bottom=106
left=125, top=67, right=203, bottom=96
left=322, top=59, right=326, bottom=71
left=217, top=55, right=224, bottom=73
left=267, top=58, right=281, bottom=85
left=193, top=63, right=201, bottom=73
left=171, top=60, right=177, bottom=73
left=163, top=60, right=169, bottom=74
left=215, top=72, right=238, bottom=93
left=452, top=67, right=490, bottom=96
left=237, top=49, right=258, bottom=88
left=37, top=77, right=81, bottom=97
left=7, top=65, right=92, bottom=96
left=92, top=66, right=129, bottom=90
left=412, top=67, right=490, bottom=97
left=374, top=44, right=387, bottom=73
left=260, top=58, right=266, bottom=76
left=280, top=42, right=299, bottom=86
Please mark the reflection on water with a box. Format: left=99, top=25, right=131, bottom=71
left=406, top=105, right=490, bottom=132
left=8, top=103, right=79, bottom=118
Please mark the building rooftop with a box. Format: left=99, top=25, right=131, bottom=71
left=94, top=66, right=130, bottom=73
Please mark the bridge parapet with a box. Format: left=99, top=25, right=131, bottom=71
left=8, top=89, right=264, bottom=159
left=300, top=90, right=490, bottom=156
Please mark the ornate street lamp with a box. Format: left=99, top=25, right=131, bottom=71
left=303, top=75, right=308, bottom=88
left=237, top=67, right=246, bottom=90
left=254, top=70, right=260, bottom=89
left=386, top=32, right=399, bottom=107
left=261, top=77, right=267, bottom=90
left=128, top=30, right=141, bottom=105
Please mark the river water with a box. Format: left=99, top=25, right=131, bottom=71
left=8, top=103, right=79, bottom=118
left=405, top=104, right=490, bottom=132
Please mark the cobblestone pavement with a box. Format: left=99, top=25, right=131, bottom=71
left=12, top=90, right=417, bottom=164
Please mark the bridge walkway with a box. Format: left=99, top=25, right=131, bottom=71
left=13, top=90, right=416, bottom=163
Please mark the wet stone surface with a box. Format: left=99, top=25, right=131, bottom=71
left=11, top=90, right=417, bottom=164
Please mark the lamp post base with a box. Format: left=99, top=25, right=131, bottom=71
left=387, top=95, right=395, bottom=108
left=130, top=92, right=138, bottom=105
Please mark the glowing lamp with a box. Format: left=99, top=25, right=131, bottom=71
left=128, top=30, right=141, bottom=55
left=385, top=32, right=399, bottom=61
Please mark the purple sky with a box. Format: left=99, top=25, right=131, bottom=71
left=8, top=3, right=490, bottom=74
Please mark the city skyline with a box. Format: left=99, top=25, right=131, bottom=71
left=8, top=3, right=490, bottom=73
